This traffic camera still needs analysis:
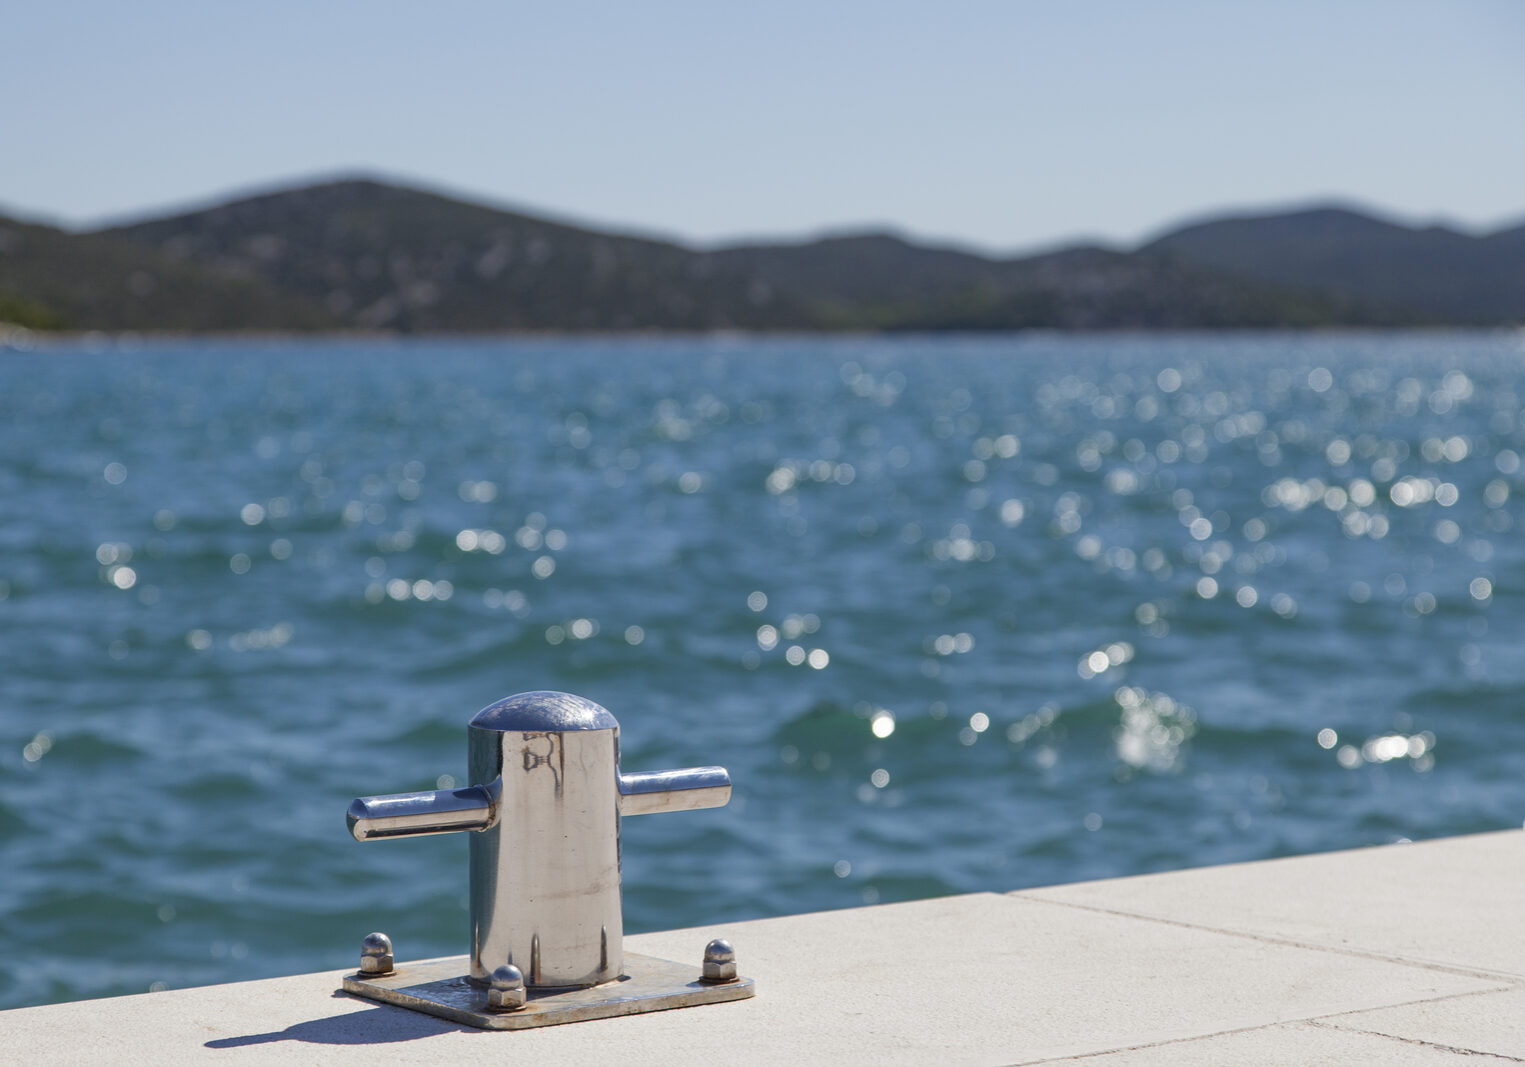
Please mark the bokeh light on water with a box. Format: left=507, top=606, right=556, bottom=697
left=2, top=332, right=1525, bottom=1008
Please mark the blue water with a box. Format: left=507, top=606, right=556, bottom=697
left=3, top=333, right=1523, bottom=1009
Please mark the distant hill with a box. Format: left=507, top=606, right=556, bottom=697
left=0, top=214, right=333, bottom=332
left=93, top=180, right=820, bottom=332
left=1143, top=206, right=1525, bottom=324
left=0, top=177, right=1519, bottom=332
left=704, top=237, right=1392, bottom=330
left=83, top=179, right=1399, bottom=331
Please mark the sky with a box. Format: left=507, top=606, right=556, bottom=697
left=4, top=1, right=1523, bottom=254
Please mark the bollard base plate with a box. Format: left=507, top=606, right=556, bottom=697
left=342, top=952, right=755, bottom=1030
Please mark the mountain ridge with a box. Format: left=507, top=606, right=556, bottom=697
left=0, top=177, right=1517, bottom=333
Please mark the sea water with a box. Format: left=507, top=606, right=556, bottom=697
left=2, top=332, right=1523, bottom=1008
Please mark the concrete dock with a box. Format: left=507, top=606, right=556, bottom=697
left=6, top=830, right=1521, bottom=1064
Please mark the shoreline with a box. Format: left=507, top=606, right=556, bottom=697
left=6, top=324, right=1523, bottom=350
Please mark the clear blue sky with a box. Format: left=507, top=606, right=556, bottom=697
left=4, top=1, right=1522, bottom=252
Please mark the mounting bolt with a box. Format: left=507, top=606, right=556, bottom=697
left=701, top=938, right=737, bottom=984
left=487, top=964, right=528, bottom=1011
left=359, top=932, right=394, bottom=976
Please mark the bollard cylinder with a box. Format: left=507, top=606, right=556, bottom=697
left=466, top=691, right=623, bottom=988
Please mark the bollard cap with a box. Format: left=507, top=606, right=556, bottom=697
left=470, top=691, right=618, bottom=733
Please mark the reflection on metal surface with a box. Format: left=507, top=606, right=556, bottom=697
left=618, top=766, right=731, bottom=815
left=342, top=952, right=755, bottom=1030
left=465, top=711, right=624, bottom=988
left=345, top=690, right=747, bottom=1023
left=346, top=786, right=494, bottom=841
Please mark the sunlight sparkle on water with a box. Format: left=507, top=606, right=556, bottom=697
left=11, top=337, right=1525, bottom=1010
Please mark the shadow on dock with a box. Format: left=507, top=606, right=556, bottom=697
left=204, top=993, right=481, bottom=1048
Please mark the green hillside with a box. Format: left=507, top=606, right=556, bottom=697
left=0, top=214, right=333, bottom=332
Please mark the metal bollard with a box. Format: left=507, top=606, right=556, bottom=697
left=343, top=691, right=751, bottom=1028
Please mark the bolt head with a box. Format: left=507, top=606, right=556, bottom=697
left=487, top=964, right=528, bottom=1011
left=359, top=931, right=394, bottom=975
left=701, top=938, right=737, bottom=983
